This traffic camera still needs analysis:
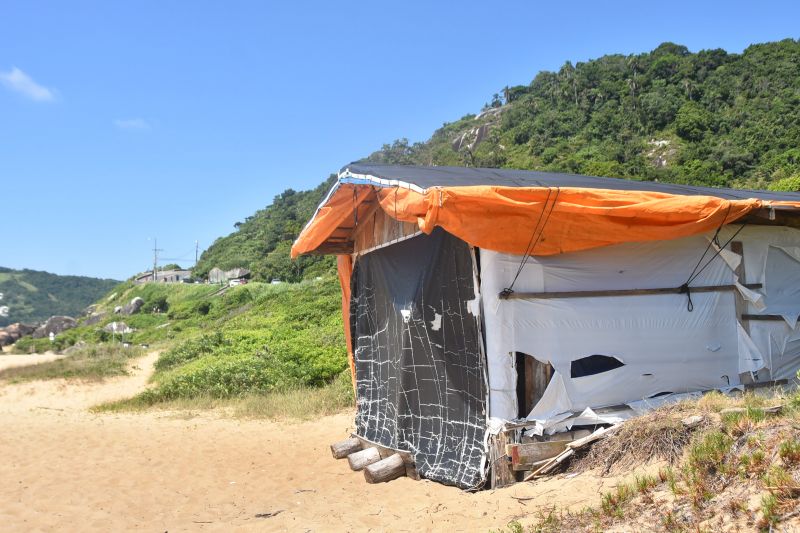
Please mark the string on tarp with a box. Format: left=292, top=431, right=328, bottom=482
left=500, top=187, right=560, bottom=299
left=353, top=187, right=359, bottom=227
left=679, top=205, right=747, bottom=312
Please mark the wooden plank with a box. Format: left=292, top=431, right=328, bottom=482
left=742, top=314, right=791, bottom=321
left=508, top=441, right=568, bottom=471
left=364, top=453, right=406, bottom=484
left=330, top=438, right=361, bottom=459
left=502, top=283, right=762, bottom=300
left=731, top=241, right=749, bottom=335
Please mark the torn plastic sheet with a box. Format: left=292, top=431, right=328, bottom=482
left=761, top=246, right=800, bottom=329
left=735, top=278, right=765, bottom=311
left=523, top=387, right=745, bottom=437
left=738, top=322, right=766, bottom=373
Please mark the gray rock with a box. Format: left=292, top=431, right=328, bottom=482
left=114, top=306, right=123, bottom=314
left=121, top=296, right=145, bottom=316
left=103, top=321, right=133, bottom=334
left=83, top=312, right=107, bottom=326
left=32, top=316, right=78, bottom=339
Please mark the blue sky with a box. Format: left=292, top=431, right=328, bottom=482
left=1, top=1, right=798, bottom=280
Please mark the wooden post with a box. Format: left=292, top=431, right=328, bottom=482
left=489, top=431, right=516, bottom=488
left=364, top=453, right=406, bottom=483
left=348, top=447, right=381, bottom=471
left=731, top=241, right=749, bottom=334
left=330, top=437, right=361, bottom=459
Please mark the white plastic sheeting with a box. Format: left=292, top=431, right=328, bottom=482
left=480, top=226, right=800, bottom=425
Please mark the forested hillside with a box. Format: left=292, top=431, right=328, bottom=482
left=367, top=40, right=800, bottom=191
left=0, top=267, right=119, bottom=327
left=194, top=40, right=800, bottom=284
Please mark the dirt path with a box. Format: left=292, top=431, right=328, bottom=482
left=0, top=351, right=65, bottom=372
left=0, top=352, right=629, bottom=532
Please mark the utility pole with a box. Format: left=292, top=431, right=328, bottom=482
left=195, top=240, right=199, bottom=266
left=152, top=238, right=163, bottom=282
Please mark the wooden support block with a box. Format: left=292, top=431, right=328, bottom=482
left=508, top=441, right=568, bottom=471
left=330, top=438, right=361, bottom=459
left=364, top=453, right=406, bottom=484
left=489, top=431, right=516, bottom=489
left=348, top=447, right=381, bottom=471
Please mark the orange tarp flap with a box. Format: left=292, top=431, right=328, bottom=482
left=336, top=254, right=356, bottom=391
left=375, top=186, right=767, bottom=256
left=291, top=184, right=372, bottom=258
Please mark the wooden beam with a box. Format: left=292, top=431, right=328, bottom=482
left=739, top=210, right=800, bottom=230
left=489, top=431, right=516, bottom=489
left=742, top=314, right=793, bottom=321
left=731, top=241, right=749, bottom=335
left=330, top=438, right=361, bottom=459
left=363, top=453, right=406, bottom=483
left=347, top=447, right=381, bottom=471
left=502, top=283, right=762, bottom=300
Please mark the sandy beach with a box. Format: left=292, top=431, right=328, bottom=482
left=0, top=352, right=628, bottom=532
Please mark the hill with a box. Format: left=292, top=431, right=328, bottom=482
left=366, top=39, right=800, bottom=191
left=188, top=40, right=800, bottom=284
left=0, top=267, right=119, bottom=327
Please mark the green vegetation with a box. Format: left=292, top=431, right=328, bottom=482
left=366, top=40, right=800, bottom=191
left=0, top=266, right=119, bottom=327
left=0, top=344, right=143, bottom=382
left=192, top=177, right=338, bottom=283
left=8, top=277, right=351, bottom=411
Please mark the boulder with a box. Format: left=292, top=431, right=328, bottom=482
left=32, top=316, right=78, bottom=339
left=0, top=322, right=38, bottom=345
left=114, top=306, right=123, bottom=314
left=83, top=312, right=107, bottom=326
left=103, top=321, right=133, bottom=334
left=121, top=297, right=145, bottom=316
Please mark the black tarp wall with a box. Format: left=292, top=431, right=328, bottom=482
left=350, top=228, right=487, bottom=489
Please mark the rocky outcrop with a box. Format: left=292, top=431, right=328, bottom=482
left=32, top=316, right=78, bottom=339
left=121, top=297, right=144, bottom=316
left=0, top=322, right=37, bottom=346
left=83, top=312, right=107, bottom=326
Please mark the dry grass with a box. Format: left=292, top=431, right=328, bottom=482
left=502, top=386, right=800, bottom=532
left=0, top=345, right=143, bottom=382
left=94, top=370, right=355, bottom=420
left=571, top=410, right=710, bottom=474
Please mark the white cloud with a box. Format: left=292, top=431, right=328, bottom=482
left=114, top=118, right=150, bottom=130
left=0, top=67, right=56, bottom=102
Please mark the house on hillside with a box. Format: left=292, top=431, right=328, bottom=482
left=134, top=269, right=193, bottom=284
left=292, top=163, right=800, bottom=490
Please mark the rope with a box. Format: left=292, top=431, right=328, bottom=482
left=501, top=187, right=560, bottom=298
left=679, top=206, right=746, bottom=311
left=682, top=204, right=731, bottom=287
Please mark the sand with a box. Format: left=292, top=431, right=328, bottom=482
left=0, top=352, right=629, bottom=532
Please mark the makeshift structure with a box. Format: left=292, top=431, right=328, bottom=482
left=292, top=163, right=800, bottom=489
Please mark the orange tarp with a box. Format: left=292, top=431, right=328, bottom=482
left=336, top=254, right=355, bottom=390
left=292, top=184, right=779, bottom=259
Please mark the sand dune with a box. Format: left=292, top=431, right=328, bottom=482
left=0, top=352, right=623, bottom=532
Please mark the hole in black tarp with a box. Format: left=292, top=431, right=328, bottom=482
left=570, top=354, right=625, bottom=378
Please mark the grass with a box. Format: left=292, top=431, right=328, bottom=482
left=0, top=344, right=143, bottom=382
left=509, top=386, right=800, bottom=532
left=94, top=369, right=354, bottom=420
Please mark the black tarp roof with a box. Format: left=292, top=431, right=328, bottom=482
left=342, top=163, right=800, bottom=202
